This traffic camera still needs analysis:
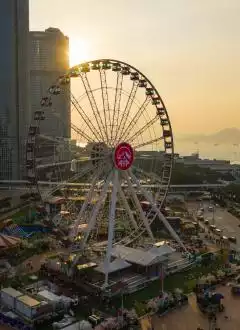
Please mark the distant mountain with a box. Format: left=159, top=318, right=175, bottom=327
left=177, top=128, right=240, bottom=145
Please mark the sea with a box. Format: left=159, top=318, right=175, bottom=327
left=175, top=141, right=240, bottom=164
left=75, top=140, right=240, bottom=164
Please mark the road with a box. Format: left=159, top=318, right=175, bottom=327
left=188, top=201, right=240, bottom=249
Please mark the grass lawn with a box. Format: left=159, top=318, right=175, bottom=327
left=116, top=260, right=223, bottom=309
left=12, top=207, right=30, bottom=220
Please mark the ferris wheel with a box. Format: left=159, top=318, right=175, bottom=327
left=26, top=59, right=186, bottom=285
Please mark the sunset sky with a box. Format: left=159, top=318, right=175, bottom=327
left=30, top=0, right=240, bottom=135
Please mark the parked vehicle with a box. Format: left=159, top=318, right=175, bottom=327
left=210, top=225, right=217, bottom=231
left=222, top=235, right=228, bottom=241
left=214, top=228, right=222, bottom=236
left=231, top=285, right=240, bottom=295
left=228, top=236, right=237, bottom=243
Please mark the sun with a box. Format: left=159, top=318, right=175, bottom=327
left=69, top=38, right=90, bottom=66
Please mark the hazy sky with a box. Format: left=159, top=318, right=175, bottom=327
left=30, top=0, right=240, bottom=135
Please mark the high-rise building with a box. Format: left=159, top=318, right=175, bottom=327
left=0, top=0, right=30, bottom=180
left=30, top=28, right=70, bottom=139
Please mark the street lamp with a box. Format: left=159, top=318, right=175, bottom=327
left=212, top=206, right=215, bottom=225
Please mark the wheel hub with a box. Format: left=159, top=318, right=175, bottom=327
left=114, top=142, right=134, bottom=170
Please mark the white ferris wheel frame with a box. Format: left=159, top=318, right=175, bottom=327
left=26, top=59, right=187, bottom=287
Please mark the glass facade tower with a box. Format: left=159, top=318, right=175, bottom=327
left=0, top=0, right=30, bottom=180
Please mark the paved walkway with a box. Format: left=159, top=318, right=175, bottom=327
left=151, top=286, right=240, bottom=330
left=15, top=248, right=68, bottom=275
left=18, top=253, right=47, bottom=274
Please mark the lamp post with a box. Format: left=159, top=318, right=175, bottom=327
left=160, top=264, right=165, bottom=294
left=121, top=289, right=124, bottom=325
left=212, top=206, right=215, bottom=225
left=208, top=310, right=217, bottom=330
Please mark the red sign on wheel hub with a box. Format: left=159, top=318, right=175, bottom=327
left=114, top=142, right=134, bottom=170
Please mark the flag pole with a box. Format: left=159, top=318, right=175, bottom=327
left=121, top=290, right=124, bottom=325
left=161, top=263, right=164, bottom=294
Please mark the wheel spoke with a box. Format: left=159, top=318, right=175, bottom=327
left=127, top=115, right=159, bottom=144
left=71, top=93, right=102, bottom=142
left=36, top=156, right=106, bottom=170
left=115, top=81, right=138, bottom=143
left=132, top=166, right=162, bottom=184
left=133, top=136, right=164, bottom=150
left=121, top=97, right=151, bottom=141
left=79, top=72, right=107, bottom=142
left=118, top=183, right=138, bottom=230
left=104, top=169, right=118, bottom=286
left=38, top=134, right=65, bottom=144
left=132, top=166, right=166, bottom=208
left=71, top=123, right=94, bottom=143
left=128, top=169, right=187, bottom=251
left=69, top=166, right=104, bottom=239
left=111, top=72, right=123, bottom=144
left=99, top=69, right=110, bottom=144
left=40, top=164, right=95, bottom=200
left=123, top=172, right=154, bottom=241
left=80, top=172, right=113, bottom=253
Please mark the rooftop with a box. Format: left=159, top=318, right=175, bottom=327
left=112, top=245, right=167, bottom=266
left=148, top=244, right=175, bottom=257
left=0, top=234, right=21, bottom=249
left=17, top=295, right=40, bottom=307
left=38, top=290, right=61, bottom=302
left=1, top=287, right=23, bottom=298
left=95, top=258, right=131, bottom=274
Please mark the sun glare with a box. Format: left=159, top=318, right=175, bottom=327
left=69, top=38, right=90, bottom=66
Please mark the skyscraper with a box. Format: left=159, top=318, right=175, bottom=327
left=30, top=28, right=70, bottom=139
left=0, top=0, right=30, bottom=180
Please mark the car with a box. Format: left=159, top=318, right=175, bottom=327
left=204, top=219, right=209, bottom=225
left=208, top=206, right=214, bottom=211
left=197, top=215, right=204, bottom=221
left=214, top=228, right=222, bottom=236
left=210, top=225, right=217, bottom=231
left=200, top=208, right=204, bottom=212
left=229, top=236, right=237, bottom=243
